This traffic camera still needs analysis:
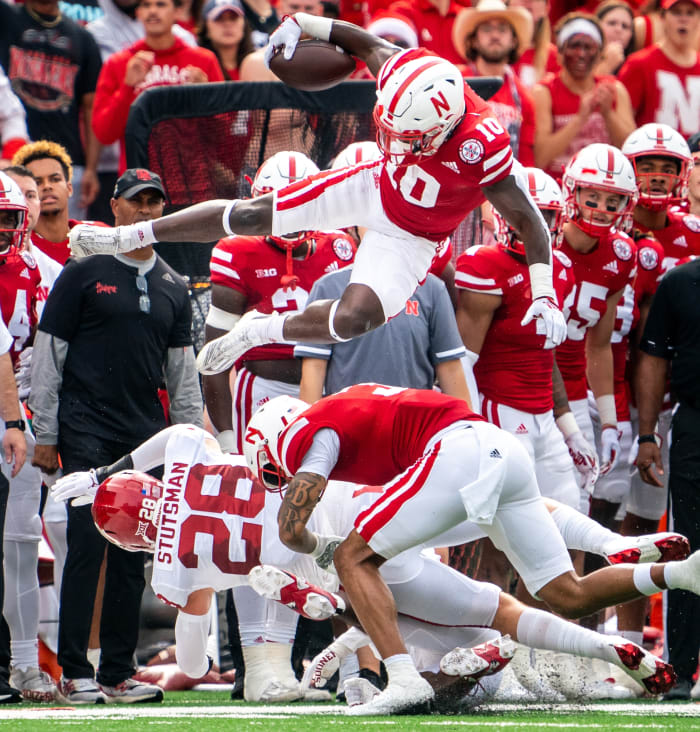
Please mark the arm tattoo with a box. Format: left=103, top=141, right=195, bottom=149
left=278, top=472, right=327, bottom=551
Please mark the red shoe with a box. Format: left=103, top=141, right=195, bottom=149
left=610, top=638, right=677, bottom=695
left=248, top=565, right=345, bottom=620
left=440, top=635, right=515, bottom=680
left=604, top=532, right=690, bottom=565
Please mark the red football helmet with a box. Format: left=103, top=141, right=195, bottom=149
left=494, top=167, right=563, bottom=255
left=0, top=171, right=28, bottom=254
left=374, top=49, right=466, bottom=166
left=562, top=143, right=638, bottom=238
left=92, top=471, right=164, bottom=552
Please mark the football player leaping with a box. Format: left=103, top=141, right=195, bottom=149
left=52, top=421, right=690, bottom=712
left=70, top=17, right=567, bottom=370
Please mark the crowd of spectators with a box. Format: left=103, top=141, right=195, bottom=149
left=0, top=0, right=698, bottom=710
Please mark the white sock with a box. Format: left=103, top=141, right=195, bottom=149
left=383, top=653, right=419, bottom=681
left=619, top=630, right=644, bottom=646
left=10, top=640, right=38, bottom=671
left=516, top=607, right=609, bottom=660
left=664, top=560, right=687, bottom=590
left=266, top=641, right=297, bottom=687
left=551, top=504, right=618, bottom=554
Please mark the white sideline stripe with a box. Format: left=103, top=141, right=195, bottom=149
left=3, top=702, right=700, bottom=720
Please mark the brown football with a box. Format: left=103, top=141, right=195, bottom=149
left=269, top=40, right=357, bottom=92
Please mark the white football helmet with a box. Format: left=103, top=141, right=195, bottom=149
left=562, top=143, right=638, bottom=237
left=374, top=49, right=466, bottom=166
left=243, top=395, right=309, bottom=493
left=0, top=171, right=28, bottom=253
left=622, top=123, right=692, bottom=211
left=494, top=167, right=563, bottom=255
left=331, top=141, right=382, bottom=170
left=251, top=151, right=320, bottom=197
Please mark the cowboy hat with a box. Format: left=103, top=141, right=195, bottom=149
left=452, top=0, right=534, bottom=62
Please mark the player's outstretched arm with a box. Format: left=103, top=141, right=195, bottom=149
left=266, top=14, right=399, bottom=77
left=69, top=196, right=274, bottom=257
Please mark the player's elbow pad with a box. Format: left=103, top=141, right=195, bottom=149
left=175, top=611, right=211, bottom=678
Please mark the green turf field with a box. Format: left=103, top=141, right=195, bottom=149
left=2, top=691, right=700, bottom=731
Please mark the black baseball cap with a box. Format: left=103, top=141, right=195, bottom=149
left=687, top=132, right=700, bottom=155
left=113, top=168, right=166, bottom=199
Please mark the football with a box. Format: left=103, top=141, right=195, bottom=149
left=269, top=40, right=357, bottom=92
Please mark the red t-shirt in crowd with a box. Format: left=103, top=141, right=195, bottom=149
left=619, top=45, right=700, bottom=140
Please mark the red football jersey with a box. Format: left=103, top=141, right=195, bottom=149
left=556, top=231, right=637, bottom=401
left=0, top=249, right=41, bottom=366
left=278, top=383, right=483, bottom=486
left=209, top=231, right=356, bottom=360
left=618, top=46, right=700, bottom=140
left=378, top=84, right=514, bottom=242
left=455, top=245, right=575, bottom=413
left=635, top=209, right=700, bottom=279
left=610, top=237, right=663, bottom=421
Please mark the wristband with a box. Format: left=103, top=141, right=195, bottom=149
left=222, top=200, right=238, bottom=237
left=595, top=394, right=617, bottom=427
left=638, top=433, right=662, bottom=447
left=295, top=12, right=333, bottom=41
left=555, top=412, right=579, bottom=439
left=528, top=262, right=555, bottom=301
left=328, top=300, right=350, bottom=342
left=4, top=419, right=25, bottom=431
left=129, top=221, right=156, bottom=248
left=205, top=305, right=241, bottom=331
left=215, top=430, right=235, bottom=453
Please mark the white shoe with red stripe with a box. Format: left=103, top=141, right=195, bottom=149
left=440, top=635, right=515, bottom=681
left=603, top=532, right=690, bottom=565
left=197, top=309, right=277, bottom=375
left=248, top=565, right=346, bottom=620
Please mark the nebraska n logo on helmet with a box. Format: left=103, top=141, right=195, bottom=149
left=374, top=49, right=466, bottom=166
left=622, top=123, right=693, bottom=212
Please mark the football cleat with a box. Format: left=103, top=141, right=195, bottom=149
left=196, top=309, right=277, bottom=375
left=345, top=674, right=434, bottom=716
left=10, top=666, right=58, bottom=703
left=248, top=565, right=345, bottom=620
left=344, top=677, right=382, bottom=706
left=606, top=637, right=677, bottom=695
left=440, top=634, right=515, bottom=680
left=98, top=677, right=164, bottom=704
left=69, top=224, right=134, bottom=258
left=57, top=676, right=107, bottom=704
left=245, top=678, right=303, bottom=703
left=604, top=532, right=690, bottom=565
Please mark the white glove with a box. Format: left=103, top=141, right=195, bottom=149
left=15, top=347, right=32, bottom=400
left=309, top=533, right=344, bottom=574
left=301, top=628, right=370, bottom=689
left=521, top=297, right=567, bottom=348
left=564, top=430, right=599, bottom=494
left=599, top=426, right=621, bottom=477
left=215, top=430, right=235, bottom=454
left=264, top=16, right=302, bottom=66
left=51, top=469, right=99, bottom=505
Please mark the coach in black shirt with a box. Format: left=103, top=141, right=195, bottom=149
left=636, top=257, right=700, bottom=701
left=29, top=169, right=203, bottom=704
